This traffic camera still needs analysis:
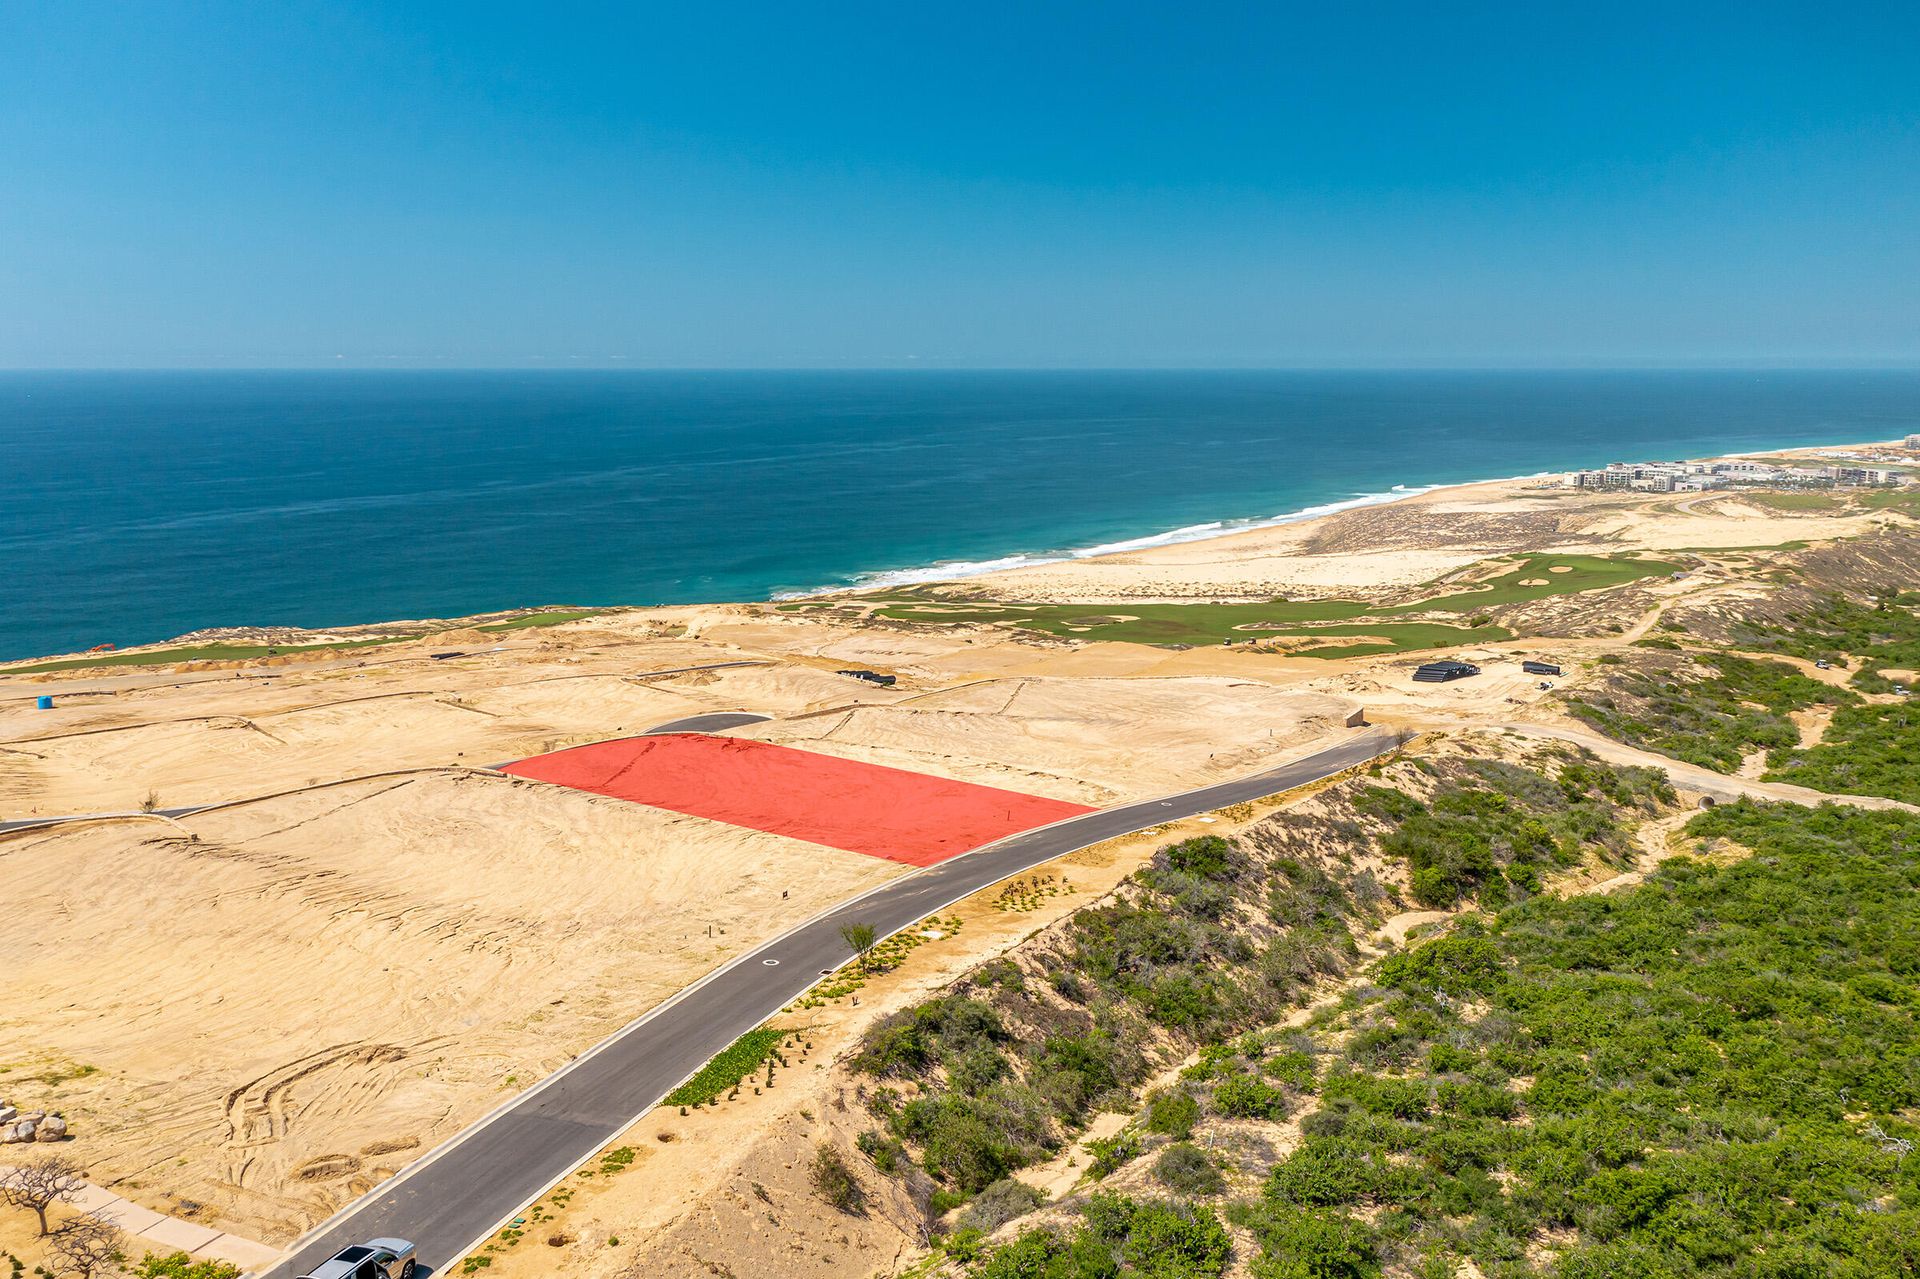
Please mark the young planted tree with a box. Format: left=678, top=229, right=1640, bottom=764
left=1, top=1154, right=87, bottom=1236
left=839, top=922, right=878, bottom=972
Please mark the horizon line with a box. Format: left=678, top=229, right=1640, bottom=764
left=3, top=362, right=1920, bottom=374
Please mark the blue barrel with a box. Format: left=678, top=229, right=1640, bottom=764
left=37, top=695, right=53, bottom=710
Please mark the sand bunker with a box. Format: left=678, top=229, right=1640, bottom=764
left=501, top=734, right=1093, bottom=865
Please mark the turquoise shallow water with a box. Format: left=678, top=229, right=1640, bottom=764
left=3, top=369, right=1917, bottom=661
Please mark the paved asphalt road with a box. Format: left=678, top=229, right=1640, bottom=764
left=0, top=806, right=205, bottom=835
left=263, top=726, right=1393, bottom=1277
left=642, top=711, right=772, bottom=734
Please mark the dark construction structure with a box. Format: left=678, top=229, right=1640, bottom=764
left=837, top=668, right=897, bottom=686
left=1413, top=659, right=1481, bottom=683
left=1522, top=660, right=1563, bottom=676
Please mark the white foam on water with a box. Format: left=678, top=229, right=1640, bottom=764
left=773, top=478, right=1483, bottom=599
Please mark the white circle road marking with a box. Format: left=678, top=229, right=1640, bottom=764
left=762, top=959, right=780, bottom=966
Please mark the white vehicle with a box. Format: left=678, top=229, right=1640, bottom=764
left=298, top=1238, right=417, bottom=1279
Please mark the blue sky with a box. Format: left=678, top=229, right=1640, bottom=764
left=3, top=2, right=1915, bottom=367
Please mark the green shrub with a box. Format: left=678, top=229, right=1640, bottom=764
left=1163, top=835, right=1240, bottom=880
left=133, top=1259, right=242, bottom=1279
left=960, top=1177, right=1046, bottom=1233
left=1244, top=1204, right=1380, bottom=1279
left=1086, top=1129, right=1142, bottom=1179
left=1145, top=1088, right=1200, bottom=1139
left=1564, top=651, right=1850, bottom=774
left=856, top=1128, right=905, bottom=1175
left=1237, top=798, right=1920, bottom=1276
left=1376, top=935, right=1505, bottom=995
left=1122, top=1200, right=1232, bottom=1277
left=1765, top=700, right=1920, bottom=804
left=969, top=1195, right=1231, bottom=1279
left=810, top=1143, right=864, bottom=1214
left=1213, top=1073, right=1290, bottom=1120
left=1153, top=1142, right=1227, bottom=1196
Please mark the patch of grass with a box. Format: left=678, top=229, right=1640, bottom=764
left=1739, top=490, right=1845, bottom=512
left=475, top=609, right=602, bottom=631
left=1, top=636, right=411, bottom=674
left=131, top=1256, right=241, bottom=1279
left=33, top=1061, right=98, bottom=1086
left=664, top=1027, right=786, bottom=1106
left=1377, top=552, right=1679, bottom=614
left=1857, top=488, right=1920, bottom=515
left=867, top=553, right=1669, bottom=654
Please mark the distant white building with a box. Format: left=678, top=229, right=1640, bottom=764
left=1824, top=466, right=1903, bottom=487
left=1906, top=433, right=1920, bottom=450
left=1713, top=460, right=1785, bottom=480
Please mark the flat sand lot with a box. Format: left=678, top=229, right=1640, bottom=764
left=0, top=771, right=902, bottom=1242
left=0, top=624, right=1356, bottom=1245
left=753, top=676, right=1354, bottom=805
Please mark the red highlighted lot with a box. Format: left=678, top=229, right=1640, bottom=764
left=500, top=733, right=1096, bottom=867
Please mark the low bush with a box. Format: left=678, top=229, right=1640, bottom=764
left=1241, top=798, right=1920, bottom=1276
left=1153, top=1142, right=1226, bottom=1196
left=971, top=1195, right=1232, bottom=1279
left=809, top=1143, right=864, bottom=1215
left=959, top=1177, right=1045, bottom=1233
left=1145, top=1088, right=1200, bottom=1139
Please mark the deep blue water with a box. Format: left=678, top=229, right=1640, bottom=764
left=3, top=369, right=1918, bottom=661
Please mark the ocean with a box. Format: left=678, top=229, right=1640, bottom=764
left=3, top=369, right=1917, bottom=662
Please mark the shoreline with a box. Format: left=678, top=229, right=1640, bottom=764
left=779, top=430, right=1903, bottom=602
left=6, top=434, right=1909, bottom=667
left=774, top=479, right=1465, bottom=597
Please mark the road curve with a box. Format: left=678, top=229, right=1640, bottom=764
left=0, top=806, right=206, bottom=835
left=642, top=711, right=772, bottom=735
left=263, top=726, right=1394, bottom=1277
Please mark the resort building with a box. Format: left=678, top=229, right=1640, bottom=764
left=1823, top=466, right=1904, bottom=486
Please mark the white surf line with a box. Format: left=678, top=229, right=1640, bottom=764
left=775, top=427, right=1901, bottom=604
left=774, top=469, right=1588, bottom=601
